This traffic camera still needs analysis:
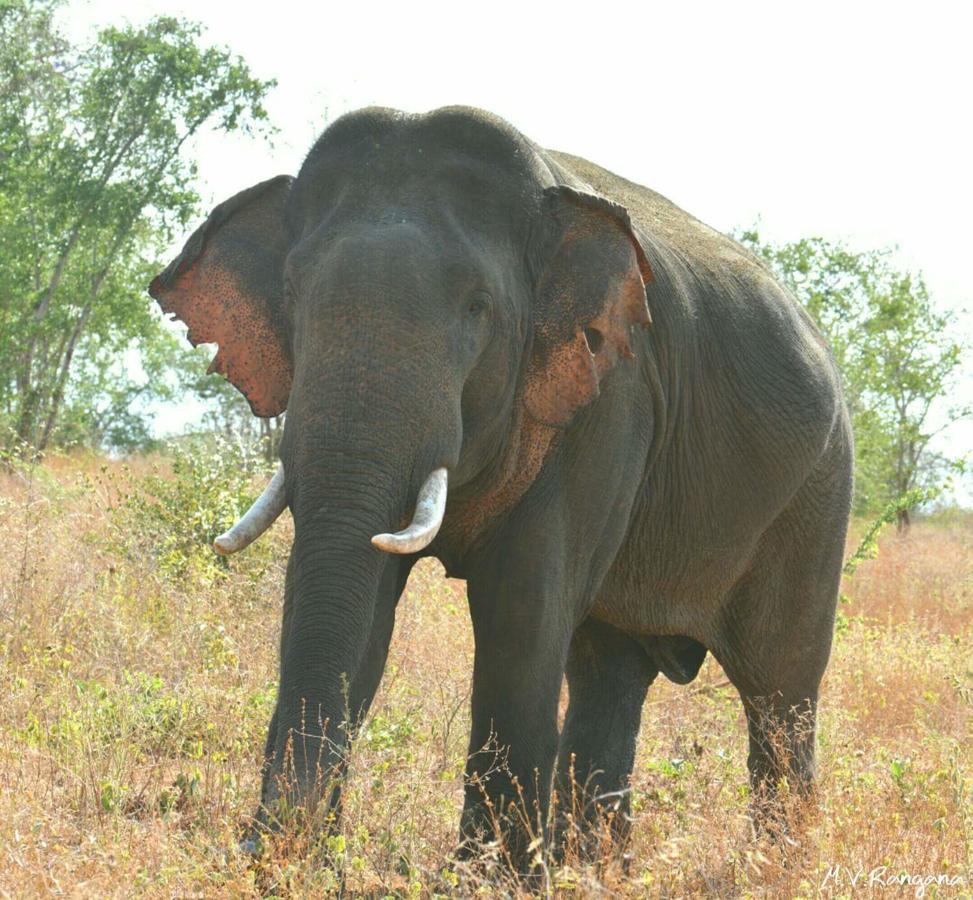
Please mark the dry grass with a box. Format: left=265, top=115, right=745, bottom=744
left=0, top=453, right=970, bottom=897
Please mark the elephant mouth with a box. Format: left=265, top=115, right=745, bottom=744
left=370, top=467, right=448, bottom=553
left=213, top=464, right=448, bottom=557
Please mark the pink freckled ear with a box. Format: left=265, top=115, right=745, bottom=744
left=524, top=186, right=653, bottom=426
left=148, top=176, right=294, bottom=418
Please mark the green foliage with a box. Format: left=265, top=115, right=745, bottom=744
left=110, top=434, right=278, bottom=577
left=739, top=229, right=968, bottom=517
left=0, top=0, right=274, bottom=454
left=25, top=670, right=204, bottom=758
left=843, top=488, right=941, bottom=578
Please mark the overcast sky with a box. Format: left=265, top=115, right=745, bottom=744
left=62, top=0, right=973, bottom=468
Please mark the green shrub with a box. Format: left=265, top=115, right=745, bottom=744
left=111, top=434, right=276, bottom=578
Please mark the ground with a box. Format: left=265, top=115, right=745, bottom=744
left=0, top=451, right=970, bottom=897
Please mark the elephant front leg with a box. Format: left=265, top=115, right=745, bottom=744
left=457, top=595, right=572, bottom=874
left=459, top=558, right=574, bottom=872
left=554, top=619, right=657, bottom=862
left=454, top=400, right=645, bottom=873
left=249, top=555, right=410, bottom=846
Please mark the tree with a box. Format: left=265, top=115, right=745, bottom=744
left=0, top=0, right=275, bottom=455
left=853, top=272, right=967, bottom=525
left=739, top=229, right=968, bottom=524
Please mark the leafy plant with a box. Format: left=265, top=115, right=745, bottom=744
left=843, top=488, right=940, bottom=578
left=110, top=434, right=278, bottom=577
left=0, top=1, right=275, bottom=455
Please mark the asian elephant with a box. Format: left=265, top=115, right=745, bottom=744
left=149, top=106, right=852, bottom=869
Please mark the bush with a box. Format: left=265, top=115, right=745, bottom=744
left=110, top=434, right=277, bottom=578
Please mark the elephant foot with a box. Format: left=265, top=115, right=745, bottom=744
left=455, top=804, right=550, bottom=884
left=237, top=813, right=277, bottom=860
left=449, top=851, right=548, bottom=895
left=238, top=832, right=263, bottom=857
left=551, top=785, right=636, bottom=871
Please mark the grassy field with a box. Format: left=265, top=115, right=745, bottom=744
left=0, top=451, right=970, bottom=897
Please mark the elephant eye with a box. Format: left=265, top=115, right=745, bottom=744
left=467, top=291, right=491, bottom=317
left=584, top=326, right=605, bottom=354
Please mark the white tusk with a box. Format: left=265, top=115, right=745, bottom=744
left=214, top=464, right=287, bottom=555
left=371, top=467, right=448, bottom=554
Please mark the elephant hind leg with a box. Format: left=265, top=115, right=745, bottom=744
left=554, top=618, right=658, bottom=861
left=715, top=565, right=834, bottom=832
left=716, top=591, right=827, bottom=836
left=714, top=440, right=850, bottom=829
left=742, top=690, right=819, bottom=820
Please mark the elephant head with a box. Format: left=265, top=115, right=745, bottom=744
left=149, top=107, right=652, bottom=817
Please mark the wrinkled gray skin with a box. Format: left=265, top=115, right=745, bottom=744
left=151, top=107, right=852, bottom=870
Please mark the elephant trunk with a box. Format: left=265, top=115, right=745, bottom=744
left=260, top=277, right=462, bottom=814
left=266, top=462, right=402, bottom=808
left=265, top=427, right=456, bottom=814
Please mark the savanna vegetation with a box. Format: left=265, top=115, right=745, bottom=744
left=1, top=1, right=971, bottom=896
left=0, top=448, right=970, bottom=896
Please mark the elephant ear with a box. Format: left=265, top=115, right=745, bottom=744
left=524, top=185, right=653, bottom=427
left=148, top=175, right=294, bottom=417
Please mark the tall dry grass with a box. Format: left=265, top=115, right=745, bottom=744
left=0, top=453, right=969, bottom=897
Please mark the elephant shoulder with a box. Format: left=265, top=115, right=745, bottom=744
left=543, top=149, right=845, bottom=442
left=543, top=150, right=763, bottom=283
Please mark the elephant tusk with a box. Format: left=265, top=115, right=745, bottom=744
left=371, top=467, right=448, bottom=554
left=214, top=464, right=287, bottom=555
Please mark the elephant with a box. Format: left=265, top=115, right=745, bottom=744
left=149, top=106, right=852, bottom=870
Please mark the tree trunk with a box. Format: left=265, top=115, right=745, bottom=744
left=15, top=223, right=86, bottom=439
left=35, top=304, right=92, bottom=453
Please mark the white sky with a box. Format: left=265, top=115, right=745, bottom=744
left=63, top=0, right=973, bottom=478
